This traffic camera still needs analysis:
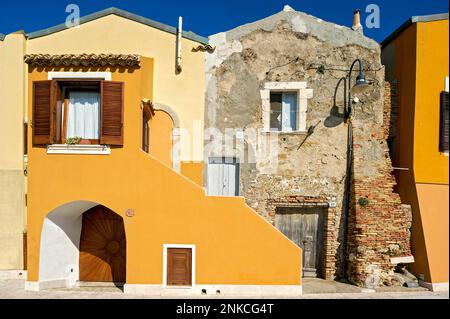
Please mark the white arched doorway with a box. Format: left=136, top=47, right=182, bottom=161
left=36, top=201, right=126, bottom=290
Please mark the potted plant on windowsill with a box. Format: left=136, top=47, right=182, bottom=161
left=66, top=137, right=82, bottom=146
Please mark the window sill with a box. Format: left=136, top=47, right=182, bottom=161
left=47, top=144, right=111, bottom=155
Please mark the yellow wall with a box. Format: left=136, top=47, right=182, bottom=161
left=27, top=14, right=205, bottom=162
left=149, top=110, right=174, bottom=167
left=0, top=32, right=27, bottom=269
left=26, top=66, right=302, bottom=286
left=414, top=20, right=449, bottom=184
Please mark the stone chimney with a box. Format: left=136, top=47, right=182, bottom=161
left=352, top=9, right=364, bottom=34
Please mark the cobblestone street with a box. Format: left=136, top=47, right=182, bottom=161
left=0, top=280, right=448, bottom=299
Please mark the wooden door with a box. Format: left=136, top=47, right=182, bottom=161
left=79, top=205, right=126, bottom=283
left=207, top=157, right=239, bottom=196
left=167, top=248, right=192, bottom=286
left=275, top=207, right=325, bottom=278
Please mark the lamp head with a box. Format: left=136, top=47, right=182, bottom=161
left=351, top=71, right=370, bottom=94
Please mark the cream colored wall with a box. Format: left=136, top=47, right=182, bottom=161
left=0, top=33, right=26, bottom=269
left=27, top=14, right=205, bottom=162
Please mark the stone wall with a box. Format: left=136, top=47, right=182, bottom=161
left=204, top=7, right=411, bottom=286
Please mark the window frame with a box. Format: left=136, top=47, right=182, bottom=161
left=260, top=82, right=313, bottom=133
left=162, top=244, right=196, bottom=288
left=269, top=91, right=299, bottom=132
left=58, top=83, right=102, bottom=145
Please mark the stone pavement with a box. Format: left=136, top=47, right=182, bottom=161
left=0, top=279, right=448, bottom=299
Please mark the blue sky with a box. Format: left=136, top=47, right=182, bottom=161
left=0, top=0, right=448, bottom=42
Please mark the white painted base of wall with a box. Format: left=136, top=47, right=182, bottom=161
left=419, top=281, right=449, bottom=292
left=0, top=270, right=27, bottom=280
left=25, top=279, right=76, bottom=291
left=123, top=284, right=303, bottom=297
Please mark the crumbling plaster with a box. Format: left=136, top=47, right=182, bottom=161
left=204, top=8, right=407, bottom=284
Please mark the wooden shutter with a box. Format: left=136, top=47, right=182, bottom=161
left=100, top=81, right=124, bottom=145
left=440, top=91, right=449, bottom=152
left=167, top=248, right=192, bottom=286
left=32, top=80, right=58, bottom=145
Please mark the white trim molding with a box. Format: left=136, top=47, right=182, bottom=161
left=124, top=284, right=302, bottom=297
left=48, top=71, right=112, bottom=80
left=419, top=281, right=449, bottom=292
left=47, top=144, right=111, bottom=155
left=162, top=244, right=196, bottom=288
left=260, top=81, right=313, bottom=132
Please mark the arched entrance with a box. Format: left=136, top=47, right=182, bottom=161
left=79, top=205, right=126, bottom=283
left=37, top=201, right=126, bottom=289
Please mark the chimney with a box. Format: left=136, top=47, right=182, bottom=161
left=352, top=9, right=363, bottom=34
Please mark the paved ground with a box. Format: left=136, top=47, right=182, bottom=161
left=0, top=279, right=448, bottom=299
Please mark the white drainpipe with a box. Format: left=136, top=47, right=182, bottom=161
left=176, top=16, right=183, bottom=73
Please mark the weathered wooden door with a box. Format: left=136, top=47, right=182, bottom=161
left=167, top=248, right=192, bottom=286
left=79, top=205, right=126, bottom=283
left=275, top=207, right=325, bottom=278
left=207, top=157, right=240, bottom=197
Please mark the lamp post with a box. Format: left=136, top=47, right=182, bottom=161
left=340, top=59, right=370, bottom=280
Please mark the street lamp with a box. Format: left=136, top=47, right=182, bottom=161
left=340, top=58, right=371, bottom=280
left=346, top=58, right=371, bottom=118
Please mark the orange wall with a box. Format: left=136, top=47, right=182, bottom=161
left=181, top=162, right=203, bottom=187
left=382, top=19, right=449, bottom=284
left=414, top=20, right=449, bottom=184
left=416, top=183, right=449, bottom=283
left=26, top=66, right=302, bottom=286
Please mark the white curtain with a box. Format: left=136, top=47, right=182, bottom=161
left=66, top=91, right=100, bottom=139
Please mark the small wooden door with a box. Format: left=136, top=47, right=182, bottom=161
left=167, top=248, right=192, bottom=286
left=207, top=157, right=240, bottom=197
left=79, top=205, right=126, bottom=283
left=275, top=207, right=325, bottom=278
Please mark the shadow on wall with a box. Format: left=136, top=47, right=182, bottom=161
left=324, top=77, right=346, bottom=128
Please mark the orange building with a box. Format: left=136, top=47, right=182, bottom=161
left=382, top=13, right=449, bottom=291
left=0, top=8, right=302, bottom=296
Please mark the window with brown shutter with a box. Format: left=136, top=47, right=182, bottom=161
left=167, top=248, right=192, bottom=286
left=439, top=91, right=449, bottom=152
left=32, top=80, right=59, bottom=145
left=100, top=81, right=124, bottom=146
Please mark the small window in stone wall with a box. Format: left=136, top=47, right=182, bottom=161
left=261, top=82, right=313, bottom=133
left=270, top=92, right=298, bottom=132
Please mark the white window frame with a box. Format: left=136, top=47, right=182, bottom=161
left=269, top=91, right=299, bottom=132
left=46, top=72, right=112, bottom=154
left=162, top=244, right=196, bottom=288
left=260, top=82, right=313, bottom=133
left=48, top=71, right=112, bottom=81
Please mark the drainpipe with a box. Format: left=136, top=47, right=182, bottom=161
left=342, top=118, right=353, bottom=280
left=176, top=16, right=183, bottom=73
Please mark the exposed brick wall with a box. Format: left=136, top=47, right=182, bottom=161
left=347, top=82, right=412, bottom=288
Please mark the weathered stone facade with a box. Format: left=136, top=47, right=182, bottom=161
left=204, top=7, right=411, bottom=287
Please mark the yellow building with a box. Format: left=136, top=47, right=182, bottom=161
left=0, top=8, right=301, bottom=296
left=382, top=13, right=449, bottom=291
